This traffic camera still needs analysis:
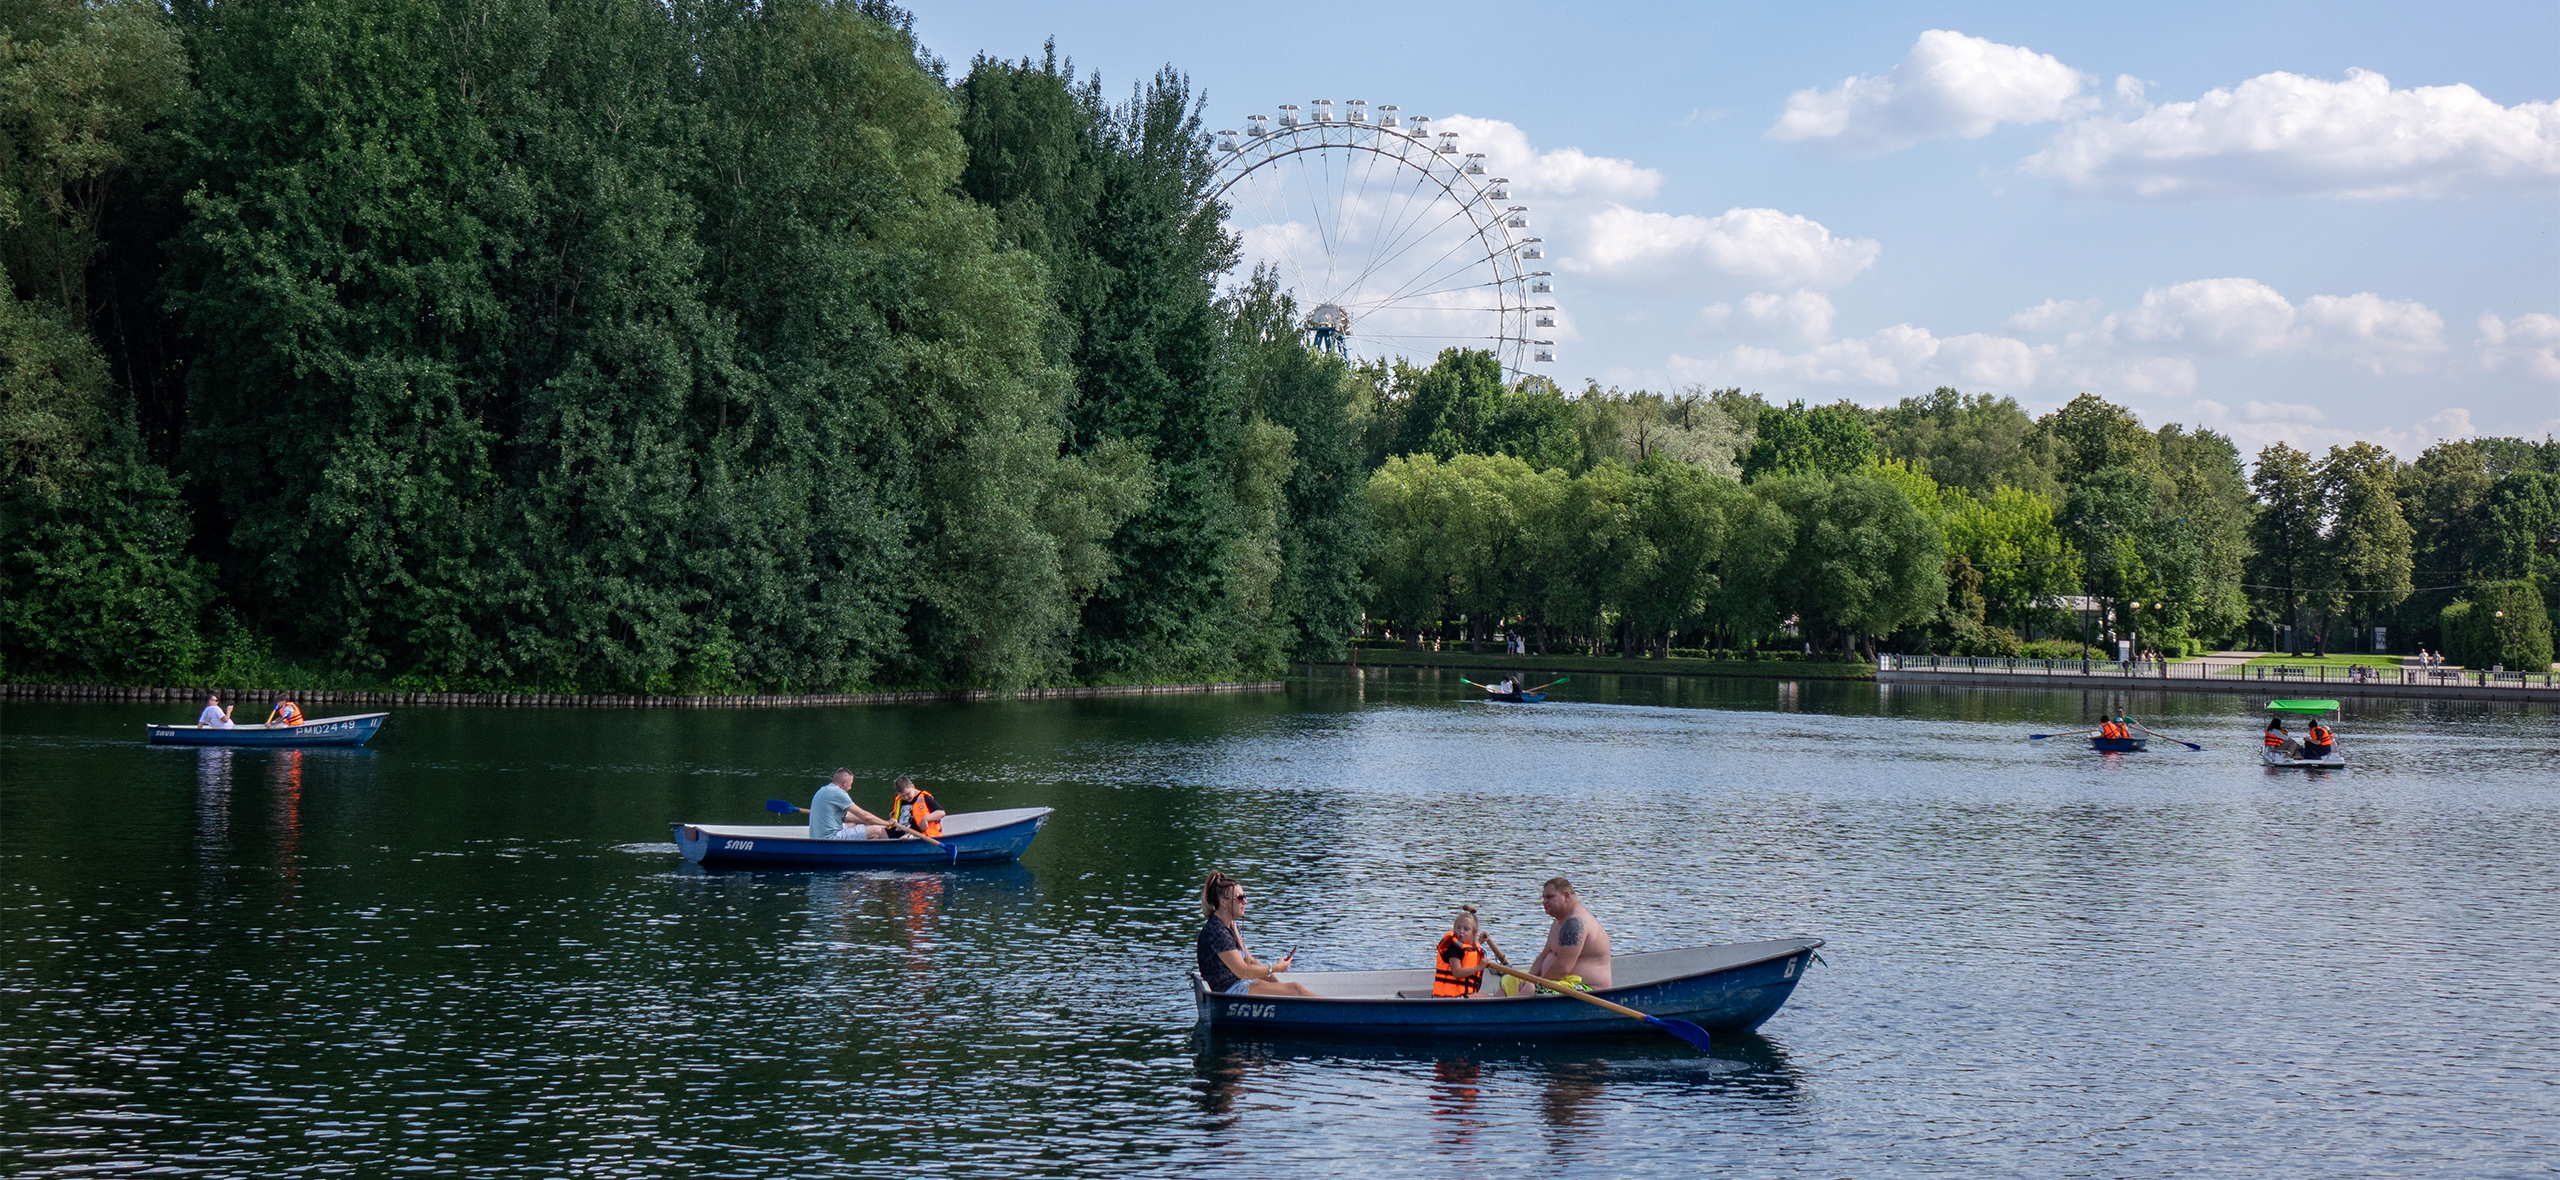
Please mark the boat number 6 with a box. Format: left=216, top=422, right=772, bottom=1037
left=723, top=840, right=753, bottom=850
left=1782, top=956, right=1799, bottom=980
left=1226, top=1003, right=1276, bottom=1019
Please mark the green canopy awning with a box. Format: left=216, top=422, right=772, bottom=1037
left=2266, top=699, right=2341, bottom=715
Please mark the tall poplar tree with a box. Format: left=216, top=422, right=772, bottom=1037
left=2248, top=443, right=2323, bottom=653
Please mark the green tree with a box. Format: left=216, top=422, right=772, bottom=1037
left=2248, top=442, right=2323, bottom=653
left=1943, top=484, right=2073, bottom=640
left=1872, top=387, right=2060, bottom=500
left=1753, top=471, right=1946, bottom=656
left=2318, top=442, right=2413, bottom=653
left=1740, top=400, right=1874, bottom=482
left=2041, top=393, right=2155, bottom=482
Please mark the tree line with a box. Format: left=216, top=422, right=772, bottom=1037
left=2, top=0, right=1366, bottom=691
left=3, top=0, right=2554, bottom=692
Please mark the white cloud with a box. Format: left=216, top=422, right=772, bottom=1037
left=2478, top=312, right=2560, bottom=381
left=1437, top=116, right=1662, bottom=202
left=1573, top=206, right=1881, bottom=289
left=2190, top=401, right=2479, bottom=459
left=1769, top=30, right=2093, bottom=155
left=1671, top=324, right=2043, bottom=389
left=2094, top=278, right=2445, bottom=373
left=2023, top=68, right=2560, bottom=200
left=1696, top=291, right=1835, bottom=344
left=2006, top=297, right=2100, bottom=333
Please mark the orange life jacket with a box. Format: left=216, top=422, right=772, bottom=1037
left=897, top=791, right=943, bottom=838
left=274, top=701, right=303, bottom=726
left=2307, top=723, right=2332, bottom=746
left=1433, top=932, right=1482, bottom=996
left=2264, top=730, right=2285, bottom=747
left=2099, top=721, right=2124, bottom=740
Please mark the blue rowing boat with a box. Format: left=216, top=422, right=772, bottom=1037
left=1193, top=938, right=1823, bottom=1040
left=2090, top=735, right=2147, bottom=752
left=145, top=712, right=388, bottom=748
left=1487, top=691, right=1546, bottom=703
left=671, top=807, right=1053, bottom=869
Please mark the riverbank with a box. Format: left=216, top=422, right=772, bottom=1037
left=1877, top=664, right=2557, bottom=705
left=0, top=680, right=1284, bottom=709
left=1315, top=649, right=1874, bottom=680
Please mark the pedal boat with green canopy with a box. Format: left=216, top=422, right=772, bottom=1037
left=1192, top=937, right=1824, bottom=1041
left=2262, top=699, right=2345, bottom=769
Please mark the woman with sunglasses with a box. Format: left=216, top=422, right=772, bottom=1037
left=1196, top=870, right=1317, bottom=997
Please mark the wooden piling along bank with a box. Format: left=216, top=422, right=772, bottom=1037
left=0, top=681, right=1285, bottom=709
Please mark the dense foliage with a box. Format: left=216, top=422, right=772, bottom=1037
left=2, top=0, right=2553, bottom=687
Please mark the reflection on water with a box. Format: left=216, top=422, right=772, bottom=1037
left=2, top=683, right=2557, bottom=1178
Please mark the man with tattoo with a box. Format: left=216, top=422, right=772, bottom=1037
left=1529, top=876, right=1612, bottom=990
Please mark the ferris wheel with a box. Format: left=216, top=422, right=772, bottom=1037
left=1210, top=99, right=1558, bottom=378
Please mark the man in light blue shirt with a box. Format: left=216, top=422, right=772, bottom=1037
left=808, top=768, right=888, bottom=840
left=195, top=694, right=235, bottom=728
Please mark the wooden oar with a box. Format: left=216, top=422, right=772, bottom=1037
left=763, top=798, right=944, bottom=847
left=2027, top=727, right=2101, bottom=740
left=1525, top=676, right=1569, bottom=693
left=2130, top=722, right=2203, bottom=751
left=1484, top=963, right=1710, bottom=1052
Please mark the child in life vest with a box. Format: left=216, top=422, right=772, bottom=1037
left=1433, top=906, right=1490, bottom=997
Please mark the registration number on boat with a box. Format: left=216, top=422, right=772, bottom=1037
left=1225, top=1003, right=1276, bottom=1019
left=724, top=840, right=753, bottom=850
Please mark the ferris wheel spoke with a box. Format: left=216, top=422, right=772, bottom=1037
left=1367, top=219, right=1509, bottom=311
left=1341, top=136, right=1398, bottom=298
left=1341, top=198, right=1485, bottom=304
left=1340, top=161, right=1462, bottom=302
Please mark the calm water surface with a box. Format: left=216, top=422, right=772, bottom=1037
left=3, top=671, right=2556, bottom=1177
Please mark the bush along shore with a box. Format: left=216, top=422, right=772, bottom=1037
left=0, top=681, right=1284, bottom=710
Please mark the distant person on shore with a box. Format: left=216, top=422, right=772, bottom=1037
left=890, top=775, right=944, bottom=839
left=1529, top=877, right=1612, bottom=991
left=808, top=768, right=890, bottom=840
left=264, top=698, right=303, bottom=727
left=1196, top=870, right=1317, bottom=997
left=196, top=694, right=235, bottom=729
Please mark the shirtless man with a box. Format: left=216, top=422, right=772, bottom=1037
left=1529, top=876, right=1612, bottom=990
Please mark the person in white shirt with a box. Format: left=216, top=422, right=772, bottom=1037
left=195, top=694, right=235, bottom=729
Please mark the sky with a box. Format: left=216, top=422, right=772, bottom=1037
left=907, top=0, right=2559, bottom=460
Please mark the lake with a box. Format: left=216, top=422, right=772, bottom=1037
left=3, top=670, right=2555, bottom=1177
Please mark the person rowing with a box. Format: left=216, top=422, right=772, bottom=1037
left=1483, top=675, right=1518, bottom=696
left=265, top=698, right=304, bottom=728
left=807, top=768, right=891, bottom=840
left=1529, top=876, right=1612, bottom=990
left=1196, top=870, right=1317, bottom=997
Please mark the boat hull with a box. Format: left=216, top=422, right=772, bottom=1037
left=1195, top=938, right=1823, bottom=1040
left=2263, top=746, right=2344, bottom=769
left=2090, top=736, right=2148, bottom=752
left=146, top=713, right=386, bottom=748
left=672, top=807, right=1052, bottom=869
left=1488, top=691, right=1546, bottom=703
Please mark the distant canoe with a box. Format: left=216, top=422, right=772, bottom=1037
left=671, top=807, right=1052, bottom=869
left=146, top=713, right=387, bottom=748
left=2090, top=735, right=2148, bottom=752
left=1194, top=938, right=1823, bottom=1040
left=1486, top=691, right=1546, bottom=703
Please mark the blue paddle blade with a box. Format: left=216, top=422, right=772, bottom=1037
left=1646, top=1015, right=1714, bottom=1053
left=764, top=799, right=795, bottom=813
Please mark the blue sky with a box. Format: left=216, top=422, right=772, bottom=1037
left=910, top=1, right=2559, bottom=458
